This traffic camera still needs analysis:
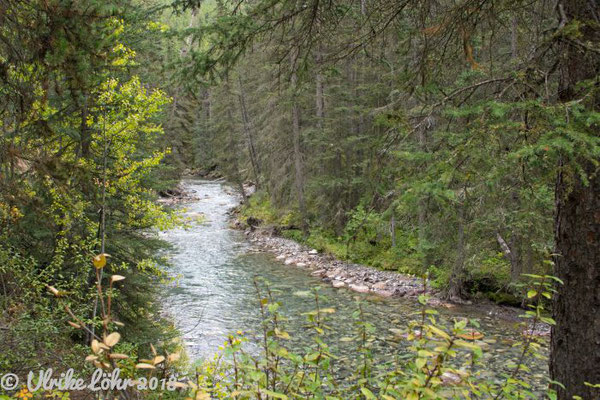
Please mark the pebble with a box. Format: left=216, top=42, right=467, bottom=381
left=441, top=372, right=462, bottom=385
left=349, top=284, right=370, bottom=293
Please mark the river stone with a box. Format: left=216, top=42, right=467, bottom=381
left=441, top=372, right=462, bottom=385
left=309, top=249, right=318, bottom=254
left=332, top=280, right=345, bottom=288
left=349, top=283, right=370, bottom=293
left=311, top=269, right=326, bottom=277
left=374, top=289, right=394, bottom=297
left=296, top=262, right=307, bottom=267
left=284, top=258, right=295, bottom=265
left=276, top=254, right=286, bottom=260
left=372, top=281, right=388, bottom=290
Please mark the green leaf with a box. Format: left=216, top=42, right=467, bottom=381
left=360, top=387, right=377, bottom=399
left=261, top=389, right=288, bottom=399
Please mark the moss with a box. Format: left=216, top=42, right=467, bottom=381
left=487, top=292, right=523, bottom=307
left=240, top=191, right=302, bottom=227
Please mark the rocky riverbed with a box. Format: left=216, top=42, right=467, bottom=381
left=236, top=227, right=550, bottom=336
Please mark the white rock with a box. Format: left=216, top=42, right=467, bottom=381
left=284, top=258, right=295, bottom=265
left=296, top=262, right=307, bottom=267
left=332, top=280, right=346, bottom=288
left=441, top=372, right=462, bottom=385
left=309, top=249, right=318, bottom=254
left=276, top=255, right=286, bottom=260
left=349, top=284, right=370, bottom=293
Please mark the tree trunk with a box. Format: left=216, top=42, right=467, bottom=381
left=510, top=15, right=518, bottom=60
left=290, top=50, right=308, bottom=233
left=447, top=199, right=465, bottom=301
left=224, top=79, right=247, bottom=205
left=315, top=51, right=325, bottom=128
left=80, top=94, right=90, bottom=158
left=550, top=1, right=600, bottom=398
left=496, top=232, right=522, bottom=282
left=237, top=76, right=261, bottom=187
left=418, top=126, right=428, bottom=268
left=390, top=213, right=396, bottom=248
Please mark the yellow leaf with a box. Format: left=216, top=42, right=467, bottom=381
left=274, top=328, right=290, bottom=340
left=109, top=353, right=129, bottom=360
left=168, top=353, right=180, bottom=363
left=458, top=330, right=484, bottom=340
left=68, top=321, right=81, bottom=329
left=93, top=254, right=109, bottom=269
left=91, top=339, right=101, bottom=354
left=195, top=392, right=210, bottom=400
left=94, top=361, right=110, bottom=370
left=150, top=343, right=157, bottom=356
left=104, top=332, right=121, bottom=347
left=428, top=325, right=451, bottom=340
left=135, top=363, right=156, bottom=370
left=85, top=355, right=98, bottom=362
left=111, top=275, right=126, bottom=283
left=455, top=340, right=481, bottom=350
left=152, top=355, right=165, bottom=365
left=47, top=286, right=60, bottom=297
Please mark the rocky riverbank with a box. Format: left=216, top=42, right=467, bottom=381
left=238, top=227, right=551, bottom=335
left=237, top=226, right=456, bottom=304
left=157, top=181, right=205, bottom=205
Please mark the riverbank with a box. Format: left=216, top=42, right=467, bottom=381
left=244, top=228, right=432, bottom=298
left=233, top=225, right=550, bottom=335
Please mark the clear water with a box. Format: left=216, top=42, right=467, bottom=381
left=160, top=180, right=548, bottom=387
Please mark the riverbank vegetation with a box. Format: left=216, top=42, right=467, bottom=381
left=1, top=0, right=598, bottom=398
left=192, top=278, right=554, bottom=399
left=0, top=0, right=184, bottom=384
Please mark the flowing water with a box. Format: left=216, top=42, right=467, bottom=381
left=161, top=180, right=548, bottom=386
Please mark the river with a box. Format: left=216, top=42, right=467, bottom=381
left=160, top=180, right=548, bottom=388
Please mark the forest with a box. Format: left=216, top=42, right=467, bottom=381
left=0, top=0, right=598, bottom=399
